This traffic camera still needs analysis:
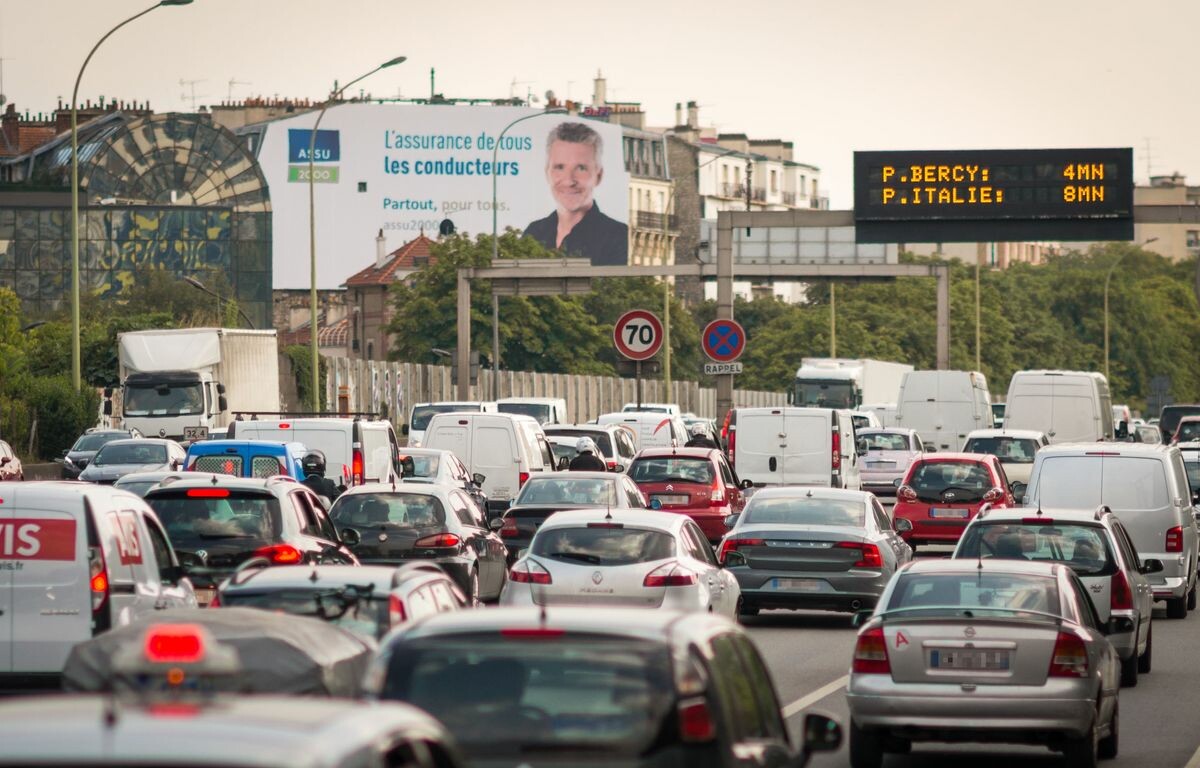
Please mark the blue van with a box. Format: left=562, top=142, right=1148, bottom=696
left=184, top=440, right=309, bottom=479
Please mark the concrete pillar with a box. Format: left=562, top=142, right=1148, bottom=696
left=716, top=213, right=735, bottom=422
left=456, top=270, right=471, bottom=400
left=936, top=264, right=951, bottom=370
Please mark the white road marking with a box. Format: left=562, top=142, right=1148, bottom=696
left=1183, top=742, right=1200, bottom=768
left=782, top=675, right=849, bottom=719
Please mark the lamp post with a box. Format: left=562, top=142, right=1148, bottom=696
left=308, top=56, right=406, bottom=412
left=70, top=0, right=194, bottom=390
left=181, top=275, right=255, bottom=328
left=1105, top=237, right=1157, bottom=382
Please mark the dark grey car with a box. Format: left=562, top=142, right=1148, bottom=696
left=78, top=438, right=186, bottom=484
left=719, top=487, right=912, bottom=615
left=60, top=429, right=141, bottom=479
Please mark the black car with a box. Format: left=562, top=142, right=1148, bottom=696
left=1160, top=404, right=1200, bottom=443
left=329, top=483, right=508, bottom=604
left=60, top=429, right=141, bottom=479
left=144, top=475, right=358, bottom=605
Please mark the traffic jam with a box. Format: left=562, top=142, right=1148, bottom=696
left=3, top=320, right=1199, bottom=768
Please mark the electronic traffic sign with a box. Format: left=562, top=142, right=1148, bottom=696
left=854, top=148, right=1134, bottom=243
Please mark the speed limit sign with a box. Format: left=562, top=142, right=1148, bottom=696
left=613, top=310, right=664, bottom=361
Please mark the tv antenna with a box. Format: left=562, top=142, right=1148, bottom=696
left=179, top=78, right=206, bottom=112
left=227, top=78, right=251, bottom=101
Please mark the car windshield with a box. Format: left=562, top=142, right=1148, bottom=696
left=220, top=589, right=388, bottom=640
left=399, top=454, right=441, bottom=480
left=908, top=461, right=992, bottom=503
left=887, top=572, right=1061, bottom=619
left=498, top=403, right=552, bottom=424
left=963, top=437, right=1039, bottom=464
left=382, top=638, right=672, bottom=756
left=112, top=480, right=159, bottom=498
left=330, top=492, right=446, bottom=527
left=411, top=405, right=476, bottom=431
left=1185, top=461, right=1200, bottom=493
left=956, top=522, right=1115, bottom=576
left=531, top=526, right=675, bottom=566
left=793, top=381, right=854, bottom=409
left=1177, top=422, right=1200, bottom=442
left=147, top=492, right=281, bottom=544
left=544, top=430, right=613, bottom=456
left=123, top=383, right=204, bottom=416
left=628, top=457, right=714, bottom=484
left=548, top=442, right=579, bottom=463
left=72, top=433, right=127, bottom=452
left=861, top=432, right=910, bottom=451
left=743, top=497, right=866, bottom=527
left=515, top=477, right=616, bottom=506
left=93, top=443, right=167, bottom=466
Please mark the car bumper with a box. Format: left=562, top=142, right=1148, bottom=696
left=847, top=675, right=1097, bottom=740
left=1152, top=575, right=1188, bottom=600
left=732, top=568, right=887, bottom=612
left=899, top=521, right=969, bottom=544
left=1106, top=613, right=1139, bottom=659
left=358, top=555, right=474, bottom=594
left=861, top=472, right=904, bottom=494
left=500, top=583, right=710, bottom=612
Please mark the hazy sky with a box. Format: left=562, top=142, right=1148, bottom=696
left=2, top=0, right=1194, bottom=207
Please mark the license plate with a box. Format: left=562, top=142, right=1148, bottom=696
left=929, top=508, right=969, bottom=519
left=929, top=649, right=1010, bottom=670
left=195, top=588, right=216, bottom=606
left=774, top=578, right=824, bottom=592
left=653, top=494, right=689, bottom=506
left=183, top=426, right=209, bottom=441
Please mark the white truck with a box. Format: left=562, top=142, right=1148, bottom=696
left=107, top=328, right=280, bottom=440
left=791, top=358, right=913, bottom=410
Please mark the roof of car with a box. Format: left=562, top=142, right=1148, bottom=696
left=186, top=440, right=306, bottom=452
left=858, top=427, right=919, bottom=436
left=536, top=507, right=687, bottom=531
left=396, top=447, right=454, bottom=456
left=973, top=507, right=1110, bottom=525
left=101, top=438, right=180, bottom=448
left=901, top=557, right=1066, bottom=577
left=221, top=564, right=433, bottom=592
left=0, top=481, right=134, bottom=505
left=142, top=474, right=299, bottom=493
left=912, top=452, right=996, bottom=463
left=745, top=486, right=873, bottom=503
left=337, top=481, right=450, bottom=498
left=965, top=428, right=1048, bottom=440
left=113, top=470, right=190, bottom=484
left=545, top=424, right=623, bottom=432
left=1038, top=442, right=1171, bottom=457
left=633, top=446, right=721, bottom=459
left=525, top=471, right=614, bottom=481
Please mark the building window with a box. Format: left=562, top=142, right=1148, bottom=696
left=800, top=175, right=806, bottom=196
left=657, top=191, right=665, bottom=213
left=367, top=341, right=374, bottom=360
left=1188, top=230, right=1200, bottom=249
left=722, top=165, right=729, bottom=185
left=770, top=170, right=777, bottom=193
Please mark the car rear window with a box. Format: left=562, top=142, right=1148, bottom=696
left=498, top=402, right=552, bottom=424
left=147, top=491, right=281, bottom=545
left=1033, top=456, right=1169, bottom=511
left=191, top=454, right=244, bottom=475
left=220, top=589, right=388, bottom=640
left=909, top=461, right=993, bottom=502
left=545, top=430, right=614, bottom=456
left=861, top=432, right=910, bottom=451
left=888, top=572, right=1060, bottom=618
left=957, top=522, right=1116, bottom=576
left=743, top=497, right=865, bottom=527
left=1177, top=422, right=1200, bottom=442
left=628, top=457, right=714, bottom=485
left=73, top=433, right=126, bottom=451
left=330, top=492, right=446, bottom=527
left=531, top=526, right=675, bottom=566
left=963, top=437, right=1039, bottom=464
left=516, top=477, right=617, bottom=506
left=93, top=443, right=167, bottom=466
left=399, top=453, right=440, bottom=479
left=411, top=405, right=473, bottom=431
left=382, top=638, right=672, bottom=756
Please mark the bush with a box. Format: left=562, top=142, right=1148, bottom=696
left=285, top=345, right=328, bottom=412
left=23, top=376, right=100, bottom=460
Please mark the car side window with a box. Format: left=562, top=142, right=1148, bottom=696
left=450, top=491, right=484, bottom=528
left=1067, top=573, right=1102, bottom=630
left=142, top=514, right=177, bottom=585
left=1112, top=521, right=1141, bottom=569
left=718, top=457, right=735, bottom=486
left=290, top=491, right=325, bottom=538
left=310, top=495, right=340, bottom=541
left=683, top=524, right=716, bottom=565
left=617, top=430, right=636, bottom=459
left=1171, top=454, right=1192, bottom=502
left=871, top=498, right=891, bottom=530
left=732, top=635, right=787, bottom=741
left=708, top=634, right=767, bottom=740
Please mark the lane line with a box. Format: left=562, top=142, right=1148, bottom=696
left=1183, top=742, right=1200, bottom=768
left=782, top=675, right=849, bottom=719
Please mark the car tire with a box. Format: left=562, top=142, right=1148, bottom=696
left=849, top=720, right=884, bottom=768
left=1062, top=720, right=1098, bottom=768
left=1167, top=595, right=1187, bottom=619
left=738, top=600, right=759, bottom=618
left=468, top=569, right=481, bottom=607
left=1188, top=583, right=1197, bottom=611
left=1098, top=702, right=1119, bottom=760
left=1137, top=624, right=1152, bottom=674
left=1119, top=651, right=1138, bottom=688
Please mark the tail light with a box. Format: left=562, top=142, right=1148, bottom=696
left=897, top=485, right=918, bottom=503
left=677, top=697, right=716, bottom=742
left=88, top=545, right=109, bottom=613
left=717, top=537, right=764, bottom=565
left=518, top=471, right=530, bottom=487
left=1048, top=630, right=1089, bottom=677
left=837, top=541, right=883, bottom=568
left=982, top=487, right=1003, bottom=503
left=728, top=428, right=736, bottom=468
left=709, top=479, right=726, bottom=506
left=144, top=625, right=206, bottom=664
left=643, top=562, right=698, bottom=587
left=414, top=533, right=462, bottom=548
left=852, top=626, right=890, bottom=674
left=252, top=544, right=304, bottom=564
left=510, top=559, right=552, bottom=584
left=388, top=594, right=407, bottom=625
left=500, top=517, right=519, bottom=538
left=351, top=447, right=364, bottom=485
left=606, top=460, right=618, bottom=471
left=209, top=592, right=222, bottom=608
left=1167, top=526, right=1184, bottom=553
left=1111, top=569, right=1133, bottom=611
left=831, top=428, right=841, bottom=472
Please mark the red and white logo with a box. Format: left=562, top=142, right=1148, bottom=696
left=112, top=511, right=144, bottom=566
left=0, top=519, right=76, bottom=560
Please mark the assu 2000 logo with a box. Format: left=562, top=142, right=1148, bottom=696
left=287, top=128, right=341, bottom=184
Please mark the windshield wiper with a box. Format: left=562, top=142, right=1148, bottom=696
left=547, top=551, right=602, bottom=565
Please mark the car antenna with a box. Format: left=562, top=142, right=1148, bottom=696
left=211, top=474, right=219, bottom=485
left=605, top=505, right=613, bottom=521
left=806, top=488, right=813, bottom=498
left=309, top=567, right=320, bottom=583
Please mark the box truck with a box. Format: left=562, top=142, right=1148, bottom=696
left=791, top=358, right=913, bottom=410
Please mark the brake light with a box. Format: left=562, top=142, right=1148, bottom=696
left=831, top=428, right=841, bottom=471
left=89, top=568, right=108, bottom=596
left=518, top=471, right=530, bottom=487
left=1167, top=525, right=1184, bottom=553
left=897, top=485, right=917, bottom=503
left=144, top=625, right=206, bottom=664
left=510, top=560, right=552, bottom=584
left=186, top=488, right=229, bottom=498
left=728, top=427, right=736, bottom=467
left=208, top=592, right=222, bottom=608
left=500, top=517, right=519, bottom=538
left=643, top=562, right=698, bottom=587
left=278, top=423, right=291, bottom=429
left=1048, top=630, right=1089, bottom=677
left=717, top=537, right=764, bottom=564
left=414, top=533, right=462, bottom=548
left=606, top=460, right=618, bottom=471
left=836, top=541, right=883, bottom=569
left=252, top=544, right=304, bottom=564
left=352, top=448, right=364, bottom=485
left=500, top=627, right=565, bottom=638
left=678, top=697, right=716, bottom=742
left=852, top=626, right=890, bottom=674
left=1111, top=569, right=1133, bottom=611
left=709, top=478, right=726, bottom=506
left=388, top=594, right=407, bottom=625
left=88, top=545, right=109, bottom=613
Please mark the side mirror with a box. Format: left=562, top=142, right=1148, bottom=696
left=612, top=464, right=625, bottom=473
left=216, top=383, right=226, bottom=395
left=62, top=449, right=69, bottom=457
left=162, top=564, right=185, bottom=585
left=399, top=456, right=415, bottom=477
left=799, top=713, right=842, bottom=763
left=489, top=517, right=504, bottom=532
left=723, top=513, right=739, bottom=529
left=1141, top=558, right=1165, bottom=575
left=340, top=527, right=361, bottom=547
left=557, top=456, right=570, bottom=471
left=1116, top=423, right=1129, bottom=440
left=102, top=401, right=113, bottom=416
left=1104, top=615, right=1134, bottom=635
left=401, top=424, right=410, bottom=436
left=1192, top=492, right=1200, bottom=507
left=0, top=456, right=10, bottom=466
left=850, top=610, right=873, bottom=628
left=218, top=395, right=228, bottom=412
left=892, top=478, right=902, bottom=488
left=1010, top=481, right=1027, bottom=501
left=893, top=518, right=913, bottom=533
left=473, top=473, right=486, bottom=487
left=740, top=478, right=754, bottom=490
left=923, top=444, right=937, bottom=452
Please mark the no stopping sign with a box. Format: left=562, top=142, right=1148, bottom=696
left=613, top=310, right=664, bottom=361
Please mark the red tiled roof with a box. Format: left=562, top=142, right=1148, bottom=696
left=344, top=234, right=436, bottom=287
left=278, top=314, right=348, bottom=349
left=0, top=125, right=57, bottom=157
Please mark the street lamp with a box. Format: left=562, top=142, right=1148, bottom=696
left=181, top=275, right=255, bottom=328
left=1104, top=237, right=1157, bottom=382
left=308, top=56, right=406, bottom=411
left=70, top=0, right=194, bottom=390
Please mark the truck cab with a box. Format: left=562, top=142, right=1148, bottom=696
left=113, top=371, right=226, bottom=440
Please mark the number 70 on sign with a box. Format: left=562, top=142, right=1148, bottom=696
left=613, top=310, right=664, bottom=361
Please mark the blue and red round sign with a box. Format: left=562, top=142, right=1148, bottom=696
left=701, top=319, right=746, bottom=363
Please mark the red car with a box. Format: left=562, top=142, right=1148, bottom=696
left=893, top=452, right=1014, bottom=551
left=627, top=446, right=748, bottom=543
left=0, top=439, right=23, bottom=481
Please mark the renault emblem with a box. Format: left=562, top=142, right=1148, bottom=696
left=378, top=532, right=389, bottom=542
left=592, top=571, right=604, bottom=585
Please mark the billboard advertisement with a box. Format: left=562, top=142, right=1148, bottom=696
left=254, top=104, right=630, bottom=289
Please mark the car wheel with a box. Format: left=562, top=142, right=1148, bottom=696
left=1167, top=595, right=1187, bottom=619
left=1119, top=651, right=1138, bottom=688
left=468, top=569, right=481, bottom=607
left=1062, top=720, right=1098, bottom=768
left=737, top=600, right=759, bottom=618
left=849, top=720, right=884, bottom=768
left=1188, top=583, right=1197, bottom=611
left=1137, top=624, right=1152, bottom=674
left=1098, top=702, right=1119, bottom=760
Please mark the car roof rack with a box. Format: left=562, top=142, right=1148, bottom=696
left=232, top=411, right=379, bottom=421
left=1094, top=504, right=1113, bottom=520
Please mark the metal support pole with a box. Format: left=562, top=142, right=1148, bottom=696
left=635, top=360, right=642, bottom=410
left=715, top=214, right=735, bottom=423
left=456, top=271, right=472, bottom=400
left=975, top=245, right=982, bottom=373
left=936, top=264, right=951, bottom=370
left=830, top=283, right=837, bottom=357
left=492, top=292, right=500, bottom=400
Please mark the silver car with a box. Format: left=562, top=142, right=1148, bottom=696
left=77, top=438, right=186, bottom=484
left=858, top=428, right=925, bottom=495
left=954, top=506, right=1159, bottom=687
left=846, top=559, right=1120, bottom=768
left=500, top=508, right=742, bottom=619
left=718, top=487, right=912, bottom=616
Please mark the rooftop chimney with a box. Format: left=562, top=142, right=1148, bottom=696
left=675, top=102, right=682, bottom=127
left=375, top=229, right=387, bottom=269
left=593, top=69, right=607, bottom=107
left=687, top=101, right=698, bottom=129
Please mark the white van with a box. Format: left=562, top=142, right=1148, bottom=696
left=229, top=417, right=401, bottom=487
left=860, top=403, right=898, bottom=428
left=729, top=407, right=862, bottom=490
left=496, top=397, right=568, bottom=426
left=422, top=412, right=556, bottom=515
left=1004, top=370, right=1114, bottom=444
left=597, top=412, right=688, bottom=451
left=404, top=401, right=498, bottom=447
left=621, top=402, right=682, bottom=416
left=1, top=482, right=196, bottom=687
left=895, top=370, right=993, bottom=451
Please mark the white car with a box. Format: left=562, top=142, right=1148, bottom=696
left=543, top=423, right=639, bottom=472
left=961, top=428, right=1049, bottom=491
left=500, top=508, right=741, bottom=619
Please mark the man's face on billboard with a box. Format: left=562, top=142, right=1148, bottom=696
left=546, top=140, right=603, bottom=215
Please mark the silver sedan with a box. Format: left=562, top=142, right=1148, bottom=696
left=845, top=559, right=1120, bottom=768
left=718, top=487, right=912, bottom=616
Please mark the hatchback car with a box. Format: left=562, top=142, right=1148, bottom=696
left=365, top=606, right=841, bottom=768
left=857, top=428, right=925, bottom=496
left=846, top=559, right=1119, bottom=768
left=720, top=487, right=911, bottom=616
left=893, top=452, right=1015, bottom=550
left=112, top=470, right=188, bottom=498
left=0, top=439, right=22, bottom=481
left=627, top=447, right=748, bottom=542
left=330, top=482, right=508, bottom=604
left=144, top=474, right=358, bottom=605
left=954, top=506, right=1159, bottom=687
left=396, top=446, right=489, bottom=509
left=544, top=423, right=639, bottom=472
left=962, top=428, right=1049, bottom=494
left=59, top=428, right=141, bottom=479
left=78, top=438, right=186, bottom=484
left=501, top=508, right=741, bottom=618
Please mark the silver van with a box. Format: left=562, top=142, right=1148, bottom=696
left=1026, top=443, right=1198, bottom=618
left=0, top=482, right=196, bottom=688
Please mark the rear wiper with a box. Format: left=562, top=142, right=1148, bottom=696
left=197, top=533, right=256, bottom=539
left=547, top=551, right=602, bottom=565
